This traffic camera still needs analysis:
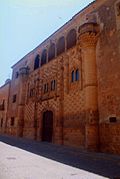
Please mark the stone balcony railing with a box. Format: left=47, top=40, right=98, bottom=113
left=78, top=22, right=99, bottom=35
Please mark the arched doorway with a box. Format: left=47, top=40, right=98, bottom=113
left=42, top=110, right=53, bottom=142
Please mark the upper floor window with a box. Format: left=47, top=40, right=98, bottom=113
left=2, top=100, right=5, bottom=110
left=12, top=94, right=17, bottom=103
left=51, top=80, right=56, bottom=91
left=71, top=69, right=80, bottom=82
left=44, top=83, right=48, bottom=93
left=57, top=36, right=65, bottom=56
left=48, top=43, right=55, bottom=61
left=15, top=72, right=19, bottom=79
left=29, top=88, right=34, bottom=97
left=75, top=69, right=79, bottom=81
left=67, top=29, right=77, bottom=50
left=34, top=54, right=40, bottom=70
left=0, top=100, right=5, bottom=111
left=109, top=117, right=117, bottom=123
left=71, top=70, right=74, bottom=82
left=41, top=49, right=47, bottom=66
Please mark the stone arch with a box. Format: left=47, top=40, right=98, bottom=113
left=48, top=43, right=55, bottom=61
left=66, top=29, right=77, bottom=50
left=57, top=36, right=65, bottom=55
left=41, top=49, right=47, bottom=66
left=34, top=54, right=40, bottom=70
left=40, top=106, right=56, bottom=140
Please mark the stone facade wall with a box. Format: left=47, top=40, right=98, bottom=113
left=22, top=48, right=86, bottom=148
left=96, top=0, right=120, bottom=154
left=0, top=82, right=10, bottom=134
left=63, top=48, right=86, bottom=148
left=100, top=123, right=120, bottom=154
left=0, top=0, right=120, bottom=154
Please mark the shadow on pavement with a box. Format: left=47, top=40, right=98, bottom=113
left=0, top=134, right=120, bottom=179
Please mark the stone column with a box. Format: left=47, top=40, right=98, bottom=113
left=17, top=67, right=28, bottom=137
left=79, top=23, right=99, bottom=151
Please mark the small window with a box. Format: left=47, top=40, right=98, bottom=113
left=71, top=71, right=74, bottom=82
left=44, top=84, right=46, bottom=93
left=75, top=69, right=79, bottom=81
left=109, top=117, right=117, bottom=123
left=0, top=100, right=4, bottom=111
left=2, top=100, right=5, bottom=110
left=34, top=54, right=40, bottom=70
left=51, top=80, right=56, bottom=91
left=1, top=118, right=3, bottom=127
left=11, top=117, right=15, bottom=126
left=15, top=72, right=19, bottom=79
left=29, top=89, right=34, bottom=97
left=41, top=49, right=47, bottom=66
left=44, top=83, right=48, bottom=93
left=12, top=95, right=17, bottom=103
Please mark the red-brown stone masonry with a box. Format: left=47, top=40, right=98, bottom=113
left=22, top=46, right=87, bottom=147
left=96, top=0, right=120, bottom=154
left=63, top=47, right=86, bottom=148
left=23, top=102, right=35, bottom=139
left=100, top=123, right=120, bottom=154
left=0, top=82, right=10, bottom=134
left=23, top=56, right=64, bottom=142
left=36, top=98, right=62, bottom=144
left=7, top=60, right=27, bottom=136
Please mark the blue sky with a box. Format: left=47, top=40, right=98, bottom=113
left=0, top=0, right=94, bottom=86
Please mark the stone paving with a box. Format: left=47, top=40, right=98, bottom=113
left=0, top=135, right=120, bottom=179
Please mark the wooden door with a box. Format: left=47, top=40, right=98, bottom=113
left=42, top=111, right=53, bottom=142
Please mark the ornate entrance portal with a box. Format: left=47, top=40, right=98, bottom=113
left=42, top=111, right=53, bottom=142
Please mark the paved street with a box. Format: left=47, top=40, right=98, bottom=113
left=0, top=135, right=120, bottom=179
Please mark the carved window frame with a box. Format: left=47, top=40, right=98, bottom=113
left=70, top=68, right=80, bottom=83
left=43, top=83, right=49, bottom=94
left=69, top=62, right=82, bottom=91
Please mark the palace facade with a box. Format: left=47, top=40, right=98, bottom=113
left=0, top=0, right=120, bottom=154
